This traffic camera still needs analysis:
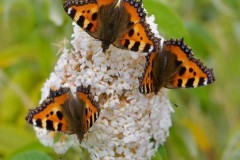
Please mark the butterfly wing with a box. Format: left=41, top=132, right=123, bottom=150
left=63, top=0, right=99, bottom=38
left=116, top=22, right=160, bottom=52
left=139, top=38, right=215, bottom=94
left=97, top=0, right=118, bottom=6
left=25, top=88, right=71, bottom=133
left=163, top=38, right=215, bottom=89
left=139, top=52, right=156, bottom=94
left=113, top=0, right=160, bottom=52
left=76, top=85, right=100, bottom=134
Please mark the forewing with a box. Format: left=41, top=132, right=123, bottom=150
left=25, top=88, right=71, bottom=133
left=113, top=0, right=160, bottom=52
left=63, top=0, right=99, bottom=37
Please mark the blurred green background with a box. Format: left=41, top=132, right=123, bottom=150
left=0, top=0, right=239, bottom=159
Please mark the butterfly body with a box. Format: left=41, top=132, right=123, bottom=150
left=139, top=38, right=215, bottom=94
left=25, top=85, right=100, bottom=143
left=64, top=0, right=159, bottom=52
left=152, top=50, right=182, bottom=94
left=61, top=91, right=86, bottom=141
left=97, top=0, right=131, bottom=51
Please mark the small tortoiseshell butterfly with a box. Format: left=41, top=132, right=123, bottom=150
left=139, top=38, right=215, bottom=94
left=63, top=0, right=160, bottom=52
left=25, top=85, right=100, bottom=143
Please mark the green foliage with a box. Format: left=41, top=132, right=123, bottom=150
left=0, top=0, right=240, bottom=159
left=152, top=145, right=168, bottom=160
left=144, top=1, right=188, bottom=39
left=9, top=150, right=53, bottom=160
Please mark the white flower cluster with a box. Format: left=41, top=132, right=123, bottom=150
left=34, top=15, right=173, bottom=159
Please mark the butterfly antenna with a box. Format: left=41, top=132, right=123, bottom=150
left=167, top=94, right=179, bottom=108
left=131, top=84, right=140, bottom=93
left=171, top=101, right=178, bottom=107
left=93, top=48, right=102, bottom=55
left=82, top=139, right=98, bottom=159
left=90, top=46, right=120, bottom=83
left=138, top=55, right=146, bottom=67
left=103, top=52, right=120, bottom=76
left=52, top=38, right=69, bottom=55
left=158, top=91, right=179, bottom=108
left=139, top=62, right=145, bottom=68
left=110, top=56, right=120, bottom=77
left=92, top=48, right=103, bottom=62
left=131, top=59, right=144, bottom=92
left=87, top=127, right=106, bottom=144
left=152, top=95, right=158, bottom=112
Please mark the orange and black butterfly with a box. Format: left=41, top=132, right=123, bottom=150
left=139, top=38, right=215, bottom=94
left=63, top=0, right=160, bottom=52
left=25, top=85, right=100, bottom=143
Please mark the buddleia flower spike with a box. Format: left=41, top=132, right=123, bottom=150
left=27, top=0, right=173, bottom=159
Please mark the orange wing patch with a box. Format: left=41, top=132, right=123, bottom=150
left=63, top=1, right=98, bottom=33
left=168, top=60, right=207, bottom=88
left=139, top=52, right=156, bottom=94
left=117, top=22, right=160, bottom=52
left=122, top=1, right=144, bottom=23
left=97, top=0, right=116, bottom=6
left=164, top=45, right=189, bottom=62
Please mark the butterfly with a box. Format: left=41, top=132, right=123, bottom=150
left=139, top=38, right=215, bottom=94
left=25, top=85, right=100, bottom=143
left=63, top=0, right=160, bottom=52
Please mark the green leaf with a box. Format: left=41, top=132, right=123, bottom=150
left=9, top=150, right=53, bottom=160
left=152, top=145, right=169, bottom=160
left=185, top=22, right=218, bottom=57
left=0, top=44, right=37, bottom=69
left=144, top=1, right=189, bottom=39
left=222, top=128, right=240, bottom=160
left=0, top=125, right=34, bottom=155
